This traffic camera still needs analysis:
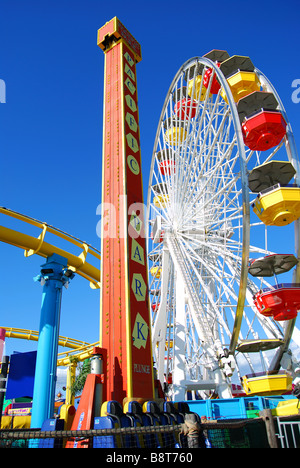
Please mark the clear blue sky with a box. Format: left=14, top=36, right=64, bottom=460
left=1, top=0, right=300, bottom=365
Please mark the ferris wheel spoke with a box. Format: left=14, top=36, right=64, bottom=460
left=183, top=130, right=237, bottom=212
left=184, top=106, right=231, bottom=186
left=175, top=237, right=235, bottom=344
left=182, top=237, right=239, bottom=303
left=183, top=149, right=239, bottom=224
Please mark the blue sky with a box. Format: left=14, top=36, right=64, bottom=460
left=0, top=0, right=300, bottom=379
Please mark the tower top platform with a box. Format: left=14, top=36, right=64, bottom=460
left=97, top=16, right=142, bottom=63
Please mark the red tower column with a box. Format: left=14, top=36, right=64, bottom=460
left=97, top=18, right=154, bottom=402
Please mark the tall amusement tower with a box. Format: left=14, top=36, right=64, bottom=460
left=97, top=18, right=154, bottom=402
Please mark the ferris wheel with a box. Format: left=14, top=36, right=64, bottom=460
left=146, top=50, right=300, bottom=400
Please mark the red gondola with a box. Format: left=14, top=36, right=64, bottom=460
left=242, top=110, right=287, bottom=151
left=249, top=254, right=300, bottom=321
left=202, top=49, right=229, bottom=95
left=158, top=160, right=175, bottom=176
left=174, top=98, right=197, bottom=120
left=253, top=284, right=300, bottom=321
left=203, top=64, right=221, bottom=94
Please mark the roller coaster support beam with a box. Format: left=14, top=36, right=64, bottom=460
left=65, top=360, right=77, bottom=406
left=30, top=254, right=75, bottom=430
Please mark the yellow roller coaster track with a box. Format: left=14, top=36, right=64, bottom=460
left=2, top=327, right=90, bottom=350
left=0, top=207, right=101, bottom=288
left=1, top=327, right=99, bottom=366
left=0, top=208, right=102, bottom=367
left=56, top=341, right=101, bottom=366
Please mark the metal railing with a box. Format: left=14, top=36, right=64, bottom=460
left=276, top=418, right=300, bottom=448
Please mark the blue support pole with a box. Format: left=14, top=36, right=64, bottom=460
left=30, top=254, right=74, bottom=429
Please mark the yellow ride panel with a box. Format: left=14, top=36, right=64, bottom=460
left=271, top=399, right=300, bottom=417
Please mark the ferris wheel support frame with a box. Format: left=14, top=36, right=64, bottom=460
left=151, top=244, right=170, bottom=386
left=166, top=234, right=233, bottom=399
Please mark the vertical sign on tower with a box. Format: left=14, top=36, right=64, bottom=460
left=98, top=18, right=154, bottom=401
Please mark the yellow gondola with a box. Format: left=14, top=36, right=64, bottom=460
left=221, top=70, right=261, bottom=103
left=164, top=126, right=187, bottom=146
left=153, top=195, right=169, bottom=209
left=188, top=75, right=210, bottom=101
left=150, top=266, right=162, bottom=278
left=163, top=116, right=187, bottom=146
left=242, top=371, right=293, bottom=396
left=252, top=184, right=300, bottom=226
left=219, top=55, right=261, bottom=103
